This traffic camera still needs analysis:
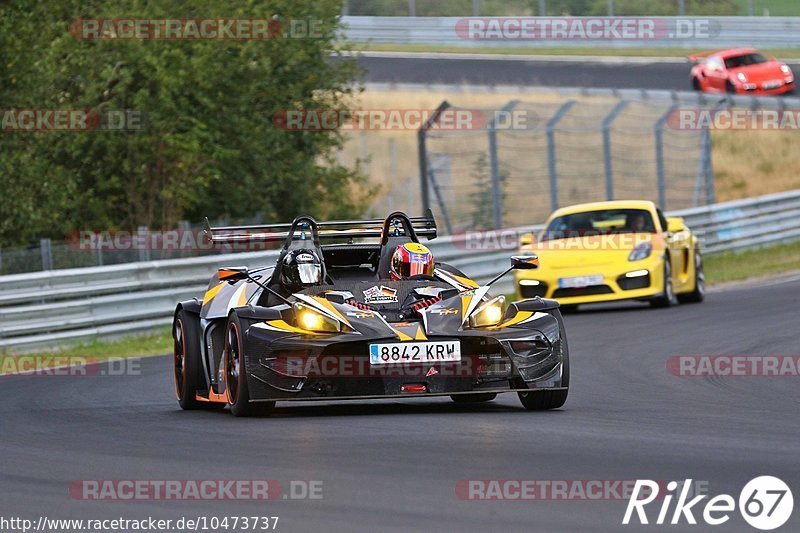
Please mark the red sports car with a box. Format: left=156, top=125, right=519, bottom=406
left=689, top=48, right=795, bottom=95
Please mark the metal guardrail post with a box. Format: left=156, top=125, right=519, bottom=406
left=418, top=101, right=451, bottom=216
left=601, top=100, right=629, bottom=201
left=488, top=100, right=520, bottom=229
left=654, top=103, right=678, bottom=211
left=546, top=100, right=576, bottom=211
left=40, top=239, right=53, bottom=271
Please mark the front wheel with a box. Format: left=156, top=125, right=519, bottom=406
left=650, top=261, right=675, bottom=308
left=225, top=312, right=275, bottom=417
left=518, top=322, right=570, bottom=411
left=678, top=251, right=705, bottom=304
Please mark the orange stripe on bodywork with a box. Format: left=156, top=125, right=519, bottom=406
left=237, top=286, right=249, bottom=307
left=453, top=274, right=479, bottom=289
left=460, top=294, right=473, bottom=321
left=202, top=282, right=225, bottom=305
left=494, top=311, right=534, bottom=329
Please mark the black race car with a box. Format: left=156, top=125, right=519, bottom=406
left=172, top=211, right=569, bottom=416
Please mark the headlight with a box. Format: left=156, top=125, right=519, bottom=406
left=737, top=72, right=748, bottom=82
left=781, top=64, right=791, bottom=74
left=468, top=295, right=506, bottom=328
left=293, top=303, right=341, bottom=333
left=628, top=242, right=652, bottom=262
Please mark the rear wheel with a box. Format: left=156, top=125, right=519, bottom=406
left=451, top=393, right=497, bottom=403
left=225, top=312, right=275, bottom=417
left=559, top=304, right=578, bottom=314
left=650, top=261, right=675, bottom=308
left=678, top=251, right=705, bottom=304
left=173, top=309, right=223, bottom=410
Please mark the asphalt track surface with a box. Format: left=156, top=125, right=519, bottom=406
left=358, top=55, right=694, bottom=90
left=1, top=274, right=799, bottom=532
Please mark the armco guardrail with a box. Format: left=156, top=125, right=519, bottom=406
left=1, top=189, right=799, bottom=352
left=342, top=16, right=800, bottom=49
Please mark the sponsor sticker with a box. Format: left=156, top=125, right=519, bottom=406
left=363, top=285, right=398, bottom=304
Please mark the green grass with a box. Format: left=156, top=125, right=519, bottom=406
left=735, top=0, right=799, bottom=16
left=705, top=240, right=800, bottom=284
left=361, top=43, right=800, bottom=59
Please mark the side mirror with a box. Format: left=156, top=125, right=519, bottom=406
left=218, top=266, right=249, bottom=281
left=519, top=232, right=534, bottom=247
left=511, top=255, right=539, bottom=270
left=666, top=217, right=687, bottom=234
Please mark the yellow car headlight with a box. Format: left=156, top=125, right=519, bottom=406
left=468, top=295, right=506, bottom=328
left=293, top=303, right=341, bottom=333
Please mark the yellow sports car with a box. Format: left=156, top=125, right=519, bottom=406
left=515, top=200, right=704, bottom=310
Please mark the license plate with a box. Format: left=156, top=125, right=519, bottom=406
left=369, top=341, right=461, bottom=365
left=558, top=274, right=604, bottom=289
left=763, top=80, right=782, bottom=89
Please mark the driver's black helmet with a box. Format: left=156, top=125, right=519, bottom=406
left=280, top=249, right=323, bottom=292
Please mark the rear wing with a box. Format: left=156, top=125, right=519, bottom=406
left=688, top=50, right=719, bottom=63
left=203, top=210, right=437, bottom=247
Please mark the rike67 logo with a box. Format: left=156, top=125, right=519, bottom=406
left=624, top=477, right=793, bottom=530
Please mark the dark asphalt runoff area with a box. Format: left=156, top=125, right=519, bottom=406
left=1, top=274, right=799, bottom=532
left=358, top=55, right=694, bottom=90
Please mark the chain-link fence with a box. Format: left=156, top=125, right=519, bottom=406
left=418, top=96, right=714, bottom=233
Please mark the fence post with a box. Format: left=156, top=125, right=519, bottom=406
left=40, top=238, right=53, bottom=271
left=538, top=0, right=546, bottom=16
left=0, top=246, right=3, bottom=275
left=602, top=100, right=629, bottom=201
left=418, top=101, right=451, bottom=216
left=703, top=127, right=715, bottom=205
left=654, top=103, right=678, bottom=211
left=546, top=100, right=576, bottom=211
left=488, top=100, right=520, bottom=229
left=428, top=161, right=454, bottom=235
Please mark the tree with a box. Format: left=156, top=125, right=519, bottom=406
left=0, top=0, right=368, bottom=247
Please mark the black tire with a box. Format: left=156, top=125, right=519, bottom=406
left=678, top=251, right=705, bottom=304
left=725, top=80, right=736, bottom=94
left=650, top=260, right=675, bottom=308
left=691, top=77, right=701, bottom=91
left=559, top=304, right=578, bottom=314
left=173, top=309, right=224, bottom=410
left=518, top=315, right=569, bottom=411
left=225, top=312, right=275, bottom=417
left=451, top=393, right=497, bottom=403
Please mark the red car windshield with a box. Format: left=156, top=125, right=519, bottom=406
left=724, top=53, right=768, bottom=69
left=541, top=209, right=656, bottom=241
